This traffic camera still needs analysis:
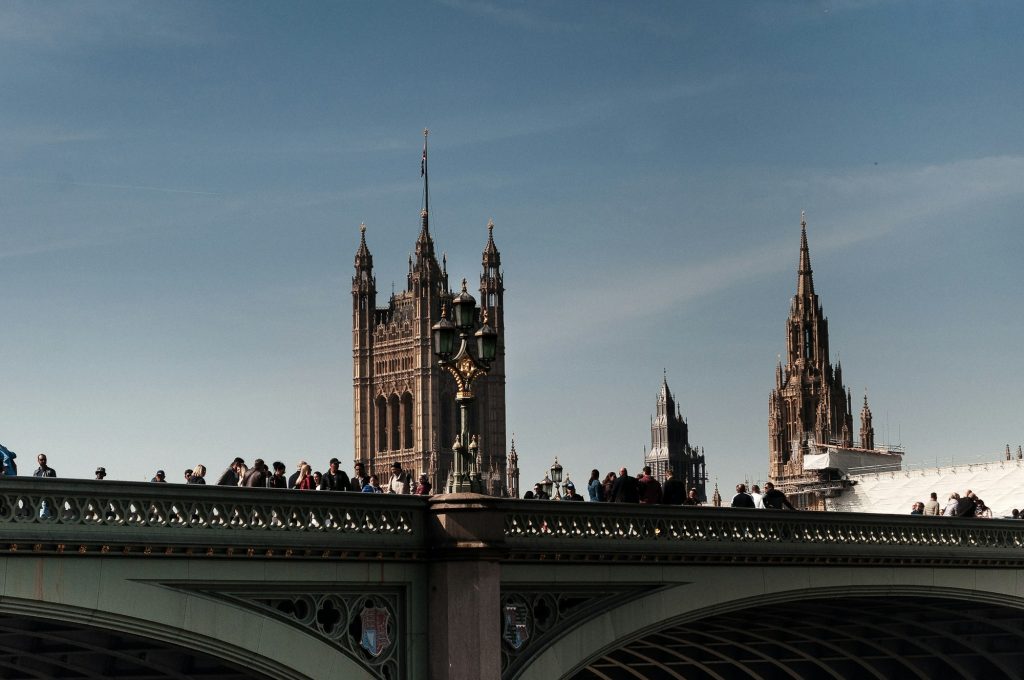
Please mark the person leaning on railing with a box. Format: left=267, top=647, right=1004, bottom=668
left=761, top=482, right=796, bottom=510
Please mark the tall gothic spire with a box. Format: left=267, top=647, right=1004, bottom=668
left=414, top=129, right=438, bottom=271
left=797, top=212, right=815, bottom=298
left=421, top=127, right=430, bottom=217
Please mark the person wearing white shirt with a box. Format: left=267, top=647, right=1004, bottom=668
left=750, top=484, right=765, bottom=509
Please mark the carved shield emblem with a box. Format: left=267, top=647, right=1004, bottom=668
left=360, top=606, right=392, bottom=657
left=502, top=603, right=530, bottom=650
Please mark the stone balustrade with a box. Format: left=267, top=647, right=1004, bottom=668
left=0, top=478, right=425, bottom=558
left=0, top=481, right=1019, bottom=566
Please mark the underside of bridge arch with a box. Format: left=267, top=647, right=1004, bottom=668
left=570, top=596, right=1024, bottom=680
left=0, top=613, right=274, bottom=680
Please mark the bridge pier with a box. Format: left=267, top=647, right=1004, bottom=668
left=428, top=493, right=505, bottom=680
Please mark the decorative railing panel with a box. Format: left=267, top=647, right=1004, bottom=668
left=0, top=483, right=1021, bottom=565
left=0, top=479, right=426, bottom=558
left=493, top=500, right=1024, bottom=565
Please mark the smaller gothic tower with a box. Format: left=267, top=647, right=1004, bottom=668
left=646, top=373, right=707, bottom=502
left=352, top=223, right=377, bottom=470
left=860, top=393, right=875, bottom=450
left=506, top=435, right=520, bottom=499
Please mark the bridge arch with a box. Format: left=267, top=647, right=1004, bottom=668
left=514, top=566, right=1024, bottom=680
left=0, top=556, right=382, bottom=680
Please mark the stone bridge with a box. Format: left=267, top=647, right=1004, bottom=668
left=0, top=479, right=1022, bottom=679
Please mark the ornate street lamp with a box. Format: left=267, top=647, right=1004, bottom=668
left=432, top=279, right=500, bottom=494
left=538, top=474, right=553, bottom=499
left=549, top=457, right=564, bottom=500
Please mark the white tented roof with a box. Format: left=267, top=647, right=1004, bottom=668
left=825, top=458, right=1024, bottom=517
left=804, top=448, right=902, bottom=473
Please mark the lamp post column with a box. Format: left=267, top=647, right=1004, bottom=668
left=432, top=278, right=497, bottom=495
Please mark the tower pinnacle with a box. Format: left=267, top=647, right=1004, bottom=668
left=797, top=212, right=815, bottom=298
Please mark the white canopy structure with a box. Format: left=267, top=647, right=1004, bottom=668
left=826, top=458, right=1024, bottom=517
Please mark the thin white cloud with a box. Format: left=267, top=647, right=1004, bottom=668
left=0, top=1, right=223, bottom=50
left=436, top=0, right=582, bottom=33
left=515, top=155, right=1024, bottom=352
left=0, top=175, right=222, bottom=196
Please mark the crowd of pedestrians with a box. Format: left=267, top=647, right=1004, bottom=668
left=520, top=466, right=801, bottom=509
left=910, top=490, right=1008, bottom=518
left=9, top=443, right=1024, bottom=519
left=0, top=444, right=431, bottom=496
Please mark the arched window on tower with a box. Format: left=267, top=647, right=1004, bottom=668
left=804, top=326, right=813, bottom=361
left=402, top=392, right=414, bottom=449
left=389, top=394, right=400, bottom=451
left=376, top=396, right=388, bottom=452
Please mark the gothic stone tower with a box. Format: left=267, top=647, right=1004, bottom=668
left=352, top=210, right=508, bottom=495
left=646, top=374, right=707, bottom=502
left=769, top=215, right=878, bottom=489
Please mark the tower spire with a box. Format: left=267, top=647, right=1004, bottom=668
left=797, top=211, right=815, bottom=298
left=421, top=127, right=430, bottom=219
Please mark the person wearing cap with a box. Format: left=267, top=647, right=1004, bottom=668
left=151, top=470, right=167, bottom=483
left=94, top=467, right=107, bottom=480
left=321, top=458, right=351, bottom=491
left=387, top=462, right=411, bottom=494
left=563, top=481, right=584, bottom=501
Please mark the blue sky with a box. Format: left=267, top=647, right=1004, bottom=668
left=0, top=1, right=1021, bottom=487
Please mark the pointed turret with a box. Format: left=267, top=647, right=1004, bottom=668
left=860, top=392, right=875, bottom=450
left=415, top=208, right=436, bottom=263
left=354, top=222, right=373, bottom=272
left=479, top=218, right=504, bottom=332
left=352, top=223, right=377, bottom=467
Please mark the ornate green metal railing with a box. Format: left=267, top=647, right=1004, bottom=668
left=0, top=482, right=1020, bottom=564
left=0, top=479, right=426, bottom=557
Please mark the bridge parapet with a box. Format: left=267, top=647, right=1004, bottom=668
left=495, top=499, right=1024, bottom=566
left=0, top=478, right=427, bottom=560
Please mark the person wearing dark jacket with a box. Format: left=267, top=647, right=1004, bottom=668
left=321, top=458, right=351, bottom=491
left=637, top=466, right=663, bottom=504
left=661, top=468, right=686, bottom=505
left=242, top=459, right=268, bottom=488
left=215, top=457, right=245, bottom=486
left=350, top=462, right=370, bottom=492
left=610, top=468, right=640, bottom=503
left=731, top=483, right=755, bottom=508
left=761, top=482, right=796, bottom=510
left=268, top=461, right=288, bottom=489
left=955, top=493, right=977, bottom=517
left=563, top=482, right=584, bottom=501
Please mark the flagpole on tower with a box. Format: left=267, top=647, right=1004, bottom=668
left=421, top=128, right=429, bottom=217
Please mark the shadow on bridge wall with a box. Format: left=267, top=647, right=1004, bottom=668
left=512, top=569, right=1024, bottom=680
left=0, top=556, right=393, bottom=680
